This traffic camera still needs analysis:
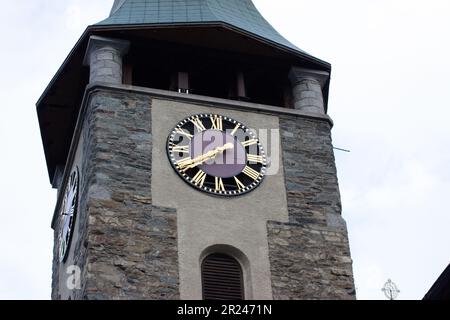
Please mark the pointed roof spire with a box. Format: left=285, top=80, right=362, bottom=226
left=98, top=0, right=304, bottom=54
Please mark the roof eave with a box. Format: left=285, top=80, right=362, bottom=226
left=36, top=27, right=91, bottom=110
left=93, top=22, right=331, bottom=69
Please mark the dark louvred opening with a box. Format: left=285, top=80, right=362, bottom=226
left=202, top=253, right=244, bottom=300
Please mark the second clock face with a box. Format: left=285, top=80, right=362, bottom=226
left=167, top=114, right=267, bottom=196
left=58, top=167, right=79, bottom=263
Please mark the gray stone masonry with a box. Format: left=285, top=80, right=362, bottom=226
left=289, top=67, right=330, bottom=114
left=267, top=222, right=355, bottom=299
left=81, top=91, right=178, bottom=299
left=52, top=89, right=179, bottom=300
left=83, top=36, right=130, bottom=84
left=266, top=115, right=355, bottom=299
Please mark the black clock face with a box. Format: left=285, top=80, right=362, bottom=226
left=58, top=168, right=79, bottom=263
left=167, top=114, right=267, bottom=196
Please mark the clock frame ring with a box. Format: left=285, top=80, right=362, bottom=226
left=166, top=113, right=267, bottom=197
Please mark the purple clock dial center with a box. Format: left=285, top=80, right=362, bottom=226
left=190, top=130, right=247, bottom=178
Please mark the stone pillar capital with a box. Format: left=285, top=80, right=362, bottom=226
left=288, top=67, right=329, bottom=88
left=83, top=36, right=130, bottom=85
left=288, top=67, right=329, bottom=114
left=83, top=36, right=130, bottom=66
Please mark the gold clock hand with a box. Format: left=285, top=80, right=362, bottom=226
left=186, top=143, right=234, bottom=169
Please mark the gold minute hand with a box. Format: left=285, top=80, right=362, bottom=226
left=186, top=143, right=234, bottom=169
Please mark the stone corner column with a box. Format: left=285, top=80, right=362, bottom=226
left=83, top=36, right=130, bottom=85
left=288, top=66, right=330, bottom=114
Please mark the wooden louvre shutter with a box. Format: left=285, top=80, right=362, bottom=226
left=202, top=253, right=244, bottom=300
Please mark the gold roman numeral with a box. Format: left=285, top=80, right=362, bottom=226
left=175, top=128, right=193, bottom=140
left=230, top=124, right=240, bottom=136
left=190, top=117, right=206, bottom=132
left=192, top=170, right=207, bottom=187
left=215, top=177, right=226, bottom=192
left=234, top=177, right=245, bottom=190
left=243, top=166, right=260, bottom=181
left=241, top=139, right=258, bottom=147
left=247, top=154, right=264, bottom=164
left=172, top=145, right=190, bottom=154
left=210, top=115, right=223, bottom=131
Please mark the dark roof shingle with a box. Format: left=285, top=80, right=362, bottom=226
left=97, top=0, right=305, bottom=54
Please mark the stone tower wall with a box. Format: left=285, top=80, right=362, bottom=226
left=51, top=85, right=355, bottom=300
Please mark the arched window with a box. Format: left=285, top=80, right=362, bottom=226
left=201, top=253, right=244, bottom=300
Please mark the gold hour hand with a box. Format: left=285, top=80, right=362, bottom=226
left=186, top=143, right=234, bottom=169
left=176, top=157, right=195, bottom=171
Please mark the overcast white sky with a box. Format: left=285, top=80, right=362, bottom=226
left=0, top=0, right=449, bottom=300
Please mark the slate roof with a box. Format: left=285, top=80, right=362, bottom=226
left=97, top=0, right=305, bottom=53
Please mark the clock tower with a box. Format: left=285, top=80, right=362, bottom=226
left=37, top=0, right=355, bottom=300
